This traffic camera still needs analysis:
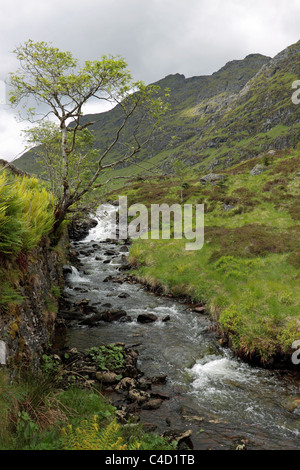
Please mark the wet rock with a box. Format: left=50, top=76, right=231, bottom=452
left=115, top=377, right=137, bottom=391
left=293, top=403, right=300, bottom=416
left=137, top=313, right=158, bottom=323
left=118, top=264, right=131, bottom=272
left=138, top=378, right=152, bottom=391
left=143, top=423, right=157, bottom=433
left=58, top=310, right=83, bottom=322
left=101, top=309, right=127, bottom=322
left=75, top=299, right=97, bottom=315
left=96, top=371, right=119, bottom=383
left=151, top=374, right=167, bottom=385
left=141, top=399, right=163, bottom=410
left=75, top=298, right=88, bottom=306
left=128, top=349, right=138, bottom=359
left=283, top=397, right=300, bottom=412
left=118, top=292, right=130, bottom=298
left=103, top=259, right=111, bottom=264
left=230, top=438, right=249, bottom=450
left=104, top=249, right=116, bottom=256
left=124, top=402, right=140, bottom=414
left=115, top=409, right=127, bottom=423
left=69, top=249, right=79, bottom=258
left=218, top=337, right=228, bottom=347
left=120, top=255, right=129, bottom=266
left=68, top=217, right=98, bottom=241
left=150, top=391, right=170, bottom=400
left=119, top=316, right=133, bottom=323
left=79, top=313, right=104, bottom=326
left=163, top=429, right=193, bottom=450
left=194, top=306, right=207, bottom=314
left=128, top=388, right=150, bottom=404
left=162, top=315, right=171, bottom=322
left=62, top=265, right=73, bottom=275
left=103, top=275, right=113, bottom=282
left=104, top=238, right=114, bottom=243
left=119, top=246, right=129, bottom=252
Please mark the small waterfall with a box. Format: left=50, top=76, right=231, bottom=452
left=68, top=266, right=90, bottom=284
left=81, top=205, right=118, bottom=243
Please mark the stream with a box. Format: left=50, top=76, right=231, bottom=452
left=55, top=205, right=300, bottom=450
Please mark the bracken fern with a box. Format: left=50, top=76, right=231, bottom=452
left=61, top=417, right=140, bottom=450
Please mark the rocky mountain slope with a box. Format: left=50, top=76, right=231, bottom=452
left=13, top=41, right=300, bottom=179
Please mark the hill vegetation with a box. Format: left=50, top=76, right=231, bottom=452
left=0, top=166, right=55, bottom=310
left=13, top=41, right=300, bottom=189
left=10, top=40, right=300, bottom=366
left=113, top=148, right=300, bottom=366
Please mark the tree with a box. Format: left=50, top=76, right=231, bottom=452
left=9, top=40, right=169, bottom=234
left=171, top=158, right=188, bottom=202
left=23, top=121, right=98, bottom=201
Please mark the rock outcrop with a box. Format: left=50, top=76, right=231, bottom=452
left=0, top=236, right=66, bottom=368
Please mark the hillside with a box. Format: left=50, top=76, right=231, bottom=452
left=108, top=148, right=300, bottom=367
left=13, top=40, right=300, bottom=184
left=13, top=51, right=270, bottom=177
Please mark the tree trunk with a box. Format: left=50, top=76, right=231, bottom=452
left=50, top=123, right=71, bottom=241
left=51, top=198, right=71, bottom=241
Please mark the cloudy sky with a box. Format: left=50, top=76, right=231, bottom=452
left=0, top=0, right=299, bottom=161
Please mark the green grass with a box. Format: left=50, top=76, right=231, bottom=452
left=113, top=148, right=300, bottom=364
left=0, top=369, right=176, bottom=450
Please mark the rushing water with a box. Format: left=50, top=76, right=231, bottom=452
left=56, top=205, right=300, bottom=450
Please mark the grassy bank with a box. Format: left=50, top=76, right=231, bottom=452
left=112, top=149, right=300, bottom=366
left=0, top=368, right=175, bottom=450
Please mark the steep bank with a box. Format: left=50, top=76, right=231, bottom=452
left=0, top=236, right=66, bottom=368
left=0, top=162, right=67, bottom=368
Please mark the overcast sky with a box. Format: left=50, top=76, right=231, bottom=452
left=0, top=0, right=299, bottom=161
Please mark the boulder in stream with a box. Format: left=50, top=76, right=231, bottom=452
left=79, top=313, right=104, bottom=326
left=141, top=399, right=163, bottom=410
left=137, top=313, right=158, bottom=323
left=62, top=265, right=73, bottom=275
left=101, top=308, right=127, bottom=322
left=118, top=292, right=130, bottom=299
left=162, top=315, right=171, bottom=322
